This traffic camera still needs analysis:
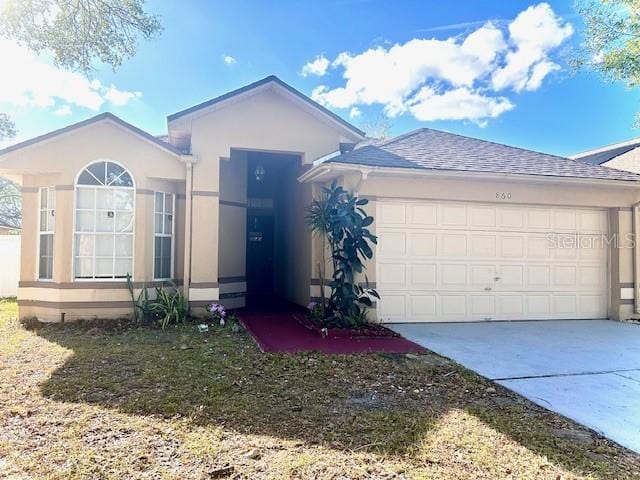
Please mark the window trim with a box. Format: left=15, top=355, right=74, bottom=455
left=72, top=160, right=136, bottom=282
left=37, top=186, right=55, bottom=281
left=153, top=191, right=175, bottom=280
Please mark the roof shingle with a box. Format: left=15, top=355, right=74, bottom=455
left=326, top=128, right=640, bottom=182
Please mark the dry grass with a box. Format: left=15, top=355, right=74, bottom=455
left=0, top=298, right=639, bottom=479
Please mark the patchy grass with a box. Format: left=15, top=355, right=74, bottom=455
left=0, top=300, right=639, bottom=479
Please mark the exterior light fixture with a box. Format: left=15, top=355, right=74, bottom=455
left=254, top=163, right=266, bottom=181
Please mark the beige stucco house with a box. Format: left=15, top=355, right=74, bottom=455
left=3, top=75, right=640, bottom=323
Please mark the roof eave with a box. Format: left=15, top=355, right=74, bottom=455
left=299, top=162, right=640, bottom=188
left=0, top=113, right=183, bottom=159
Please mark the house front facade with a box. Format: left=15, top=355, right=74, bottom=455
left=2, top=76, right=640, bottom=323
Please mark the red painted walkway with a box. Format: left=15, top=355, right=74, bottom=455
left=236, top=303, right=425, bottom=354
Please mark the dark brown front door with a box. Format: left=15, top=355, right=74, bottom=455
left=246, top=214, right=274, bottom=302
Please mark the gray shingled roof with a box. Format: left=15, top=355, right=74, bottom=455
left=327, top=128, right=640, bottom=182
left=575, top=142, right=640, bottom=166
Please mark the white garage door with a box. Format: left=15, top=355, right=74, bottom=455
left=376, top=200, right=608, bottom=323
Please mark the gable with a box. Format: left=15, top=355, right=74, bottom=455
left=167, top=76, right=365, bottom=153
left=0, top=118, right=185, bottom=187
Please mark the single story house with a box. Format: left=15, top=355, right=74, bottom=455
left=2, top=75, right=640, bottom=323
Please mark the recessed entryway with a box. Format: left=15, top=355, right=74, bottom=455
left=243, top=151, right=302, bottom=306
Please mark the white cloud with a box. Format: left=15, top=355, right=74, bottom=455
left=0, top=39, right=143, bottom=113
left=308, top=3, right=572, bottom=124
left=408, top=87, right=514, bottom=125
left=301, top=55, right=330, bottom=77
left=349, top=107, right=362, bottom=118
left=103, top=85, right=142, bottom=106
left=491, top=3, right=573, bottom=92
left=54, top=105, right=73, bottom=117
left=223, top=55, right=237, bottom=65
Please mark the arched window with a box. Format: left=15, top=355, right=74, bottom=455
left=74, top=160, right=135, bottom=279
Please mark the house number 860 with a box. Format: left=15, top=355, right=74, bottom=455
left=496, top=192, right=512, bottom=200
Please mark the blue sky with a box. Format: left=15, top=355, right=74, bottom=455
left=1, top=0, right=639, bottom=156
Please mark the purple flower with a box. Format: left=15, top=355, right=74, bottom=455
left=207, top=303, right=227, bottom=318
left=307, top=301, right=318, bottom=311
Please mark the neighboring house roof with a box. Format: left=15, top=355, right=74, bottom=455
left=167, top=75, right=366, bottom=137
left=571, top=138, right=640, bottom=165
left=0, top=112, right=185, bottom=157
left=324, top=128, right=640, bottom=182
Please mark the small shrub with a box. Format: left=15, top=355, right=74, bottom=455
left=151, top=282, right=188, bottom=329
left=126, top=273, right=154, bottom=324
left=307, top=301, right=325, bottom=325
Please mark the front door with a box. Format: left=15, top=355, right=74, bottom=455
left=246, top=214, right=275, bottom=303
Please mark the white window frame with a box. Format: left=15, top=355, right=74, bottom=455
left=153, top=192, right=175, bottom=280
left=72, top=160, right=136, bottom=281
left=37, top=186, right=55, bottom=280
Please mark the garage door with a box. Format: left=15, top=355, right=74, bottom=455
left=376, top=200, right=608, bottom=323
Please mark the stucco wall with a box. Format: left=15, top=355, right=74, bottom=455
left=603, top=147, right=640, bottom=174
left=0, top=121, right=188, bottom=321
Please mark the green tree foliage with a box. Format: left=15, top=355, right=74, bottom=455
left=0, top=0, right=161, bottom=73
left=0, top=177, right=21, bottom=228
left=576, top=0, right=640, bottom=121
left=0, top=113, right=16, bottom=141
left=306, top=181, right=379, bottom=328
left=0, top=0, right=162, bottom=138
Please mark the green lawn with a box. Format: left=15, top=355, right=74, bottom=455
left=1, top=299, right=639, bottom=479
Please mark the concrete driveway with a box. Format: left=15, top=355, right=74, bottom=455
left=390, top=320, right=640, bottom=453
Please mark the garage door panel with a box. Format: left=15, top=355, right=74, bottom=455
left=527, top=265, right=551, bottom=288
left=527, top=236, right=551, bottom=259
left=469, top=295, right=495, bottom=316
left=409, top=264, right=437, bottom=289
left=378, top=231, right=407, bottom=257
left=408, top=233, right=437, bottom=257
left=409, top=203, right=437, bottom=226
left=439, top=233, right=467, bottom=257
left=578, top=210, right=607, bottom=233
left=553, top=295, right=578, bottom=315
left=378, top=262, right=406, bottom=289
left=408, top=295, right=437, bottom=318
left=470, top=234, right=496, bottom=257
left=470, top=265, right=495, bottom=287
left=554, top=209, right=577, bottom=231
left=526, top=294, right=552, bottom=315
left=497, top=207, right=524, bottom=229
left=579, top=266, right=605, bottom=288
left=553, top=265, right=577, bottom=289
left=378, top=294, right=405, bottom=318
left=497, top=295, right=525, bottom=316
left=499, top=235, right=525, bottom=258
left=497, top=265, right=524, bottom=289
left=469, top=206, right=496, bottom=227
left=377, top=200, right=608, bottom=322
left=579, top=294, right=606, bottom=315
left=379, top=203, right=406, bottom=225
left=440, top=264, right=467, bottom=289
left=441, top=295, right=467, bottom=316
left=527, top=209, right=552, bottom=230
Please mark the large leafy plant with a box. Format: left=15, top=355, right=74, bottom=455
left=305, top=181, right=379, bottom=328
